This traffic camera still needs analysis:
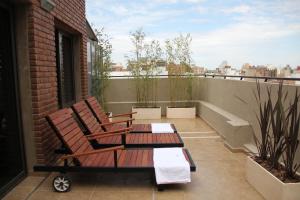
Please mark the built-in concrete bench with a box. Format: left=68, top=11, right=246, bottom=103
left=198, top=101, right=254, bottom=151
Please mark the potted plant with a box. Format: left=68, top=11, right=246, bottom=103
left=165, top=34, right=196, bottom=118
left=246, top=81, right=300, bottom=200
left=128, top=29, right=162, bottom=119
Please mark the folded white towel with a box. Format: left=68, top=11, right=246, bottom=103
left=151, top=123, right=174, bottom=133
left=154, top=148, right=191, bottom=184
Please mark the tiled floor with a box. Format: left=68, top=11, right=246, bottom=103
left=3, top=118, right=263, bottom=200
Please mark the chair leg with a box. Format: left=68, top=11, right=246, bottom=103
left=114, top=150, right=118, bottom=167
left=157, top=184, right=164, bottom=191
left=152, top=174, right=165, bottom=191
left=151, top=174, right=156, bottom=184
left=121, top=134, right=126, bottom=145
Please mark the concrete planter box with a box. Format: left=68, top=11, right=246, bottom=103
left=246, top=156, right=300, bottom=200
left=132, top=107, right=161, bottom=119
left=166, top=106, right=196, bottom=118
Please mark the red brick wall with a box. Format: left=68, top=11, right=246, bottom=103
left=28, top=0, right=87, bottom=164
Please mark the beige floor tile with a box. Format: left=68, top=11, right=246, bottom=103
left=123, top=191, right=153, bottom=200
left=27, top=190, right=60, bottom=200
left=3, top=176, right=46, bottom=200
left=121, top=183, right=153, bottom=191
left=134, top=117, right=215, bottom=132
left=15, top=176, right=45, bottom=189
left=2, top=187, right=34, bottom=200
left=155, top=190, right=185, bottom=200
left=57, top=191, right=93, bottom=200
left=37, top=173, right=59, bottom=192
left=4, top=117, right=264, bottom=200
left=90, top=191, right=126, bottom=200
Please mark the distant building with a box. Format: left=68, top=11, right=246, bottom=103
left=241, top=64, right=277, bottom=78
left=167, top=63, right=191, bottom=75
left=278, top=65, right=292, bottom=78
left=257, top=65, right=277, bottom=77
left=154, top=60, right=168, bottom=75
left=218, top=60, right=229, bottom=68
left=291, top=66, right=300, bottom=85
left=117, top=59, right=169, bottom=77
left=216, top=64, right=240, bottom=78
left=241, top=64, right=256, bottom=76
left=126, top=59, right=168, bottom=75
left=156, top=60, right=167, bottom=67
left=109, top=71, right=131, bottom=78
left=111, top=63, right=125, bottom=71
left=206, top=69, right=218, bottom=75
left=192, top=66, right=205, bottom=74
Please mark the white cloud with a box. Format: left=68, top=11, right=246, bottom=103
left=184, top=0, right=205, bottom=3
left=195, top=22, right=300, bottom=46
left=153, top=0, right=205, bottom=3
left=152, top=0, right=178, bottom=3
left=109, top=19, right=300, bottom=67
left=222, top=5, right=251, bottom=14
left=109, top=5, right=129, bottom=16
left=86, top=0, right=300, bottom=68
left=109, top=24, right=300, bottom=68
left=192, top=21, right=300, bottom=67
left=194, top=6, right=206, bottom=13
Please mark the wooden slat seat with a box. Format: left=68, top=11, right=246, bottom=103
left=110, top=123, right=152, bottom=133
left=96, top=133, right=180, bottom=145
left=81, top=148, right=193, bottom=168
left=85, top=97, right=177, bottom=133
left=81, top=151, right=115, bottom=167
left=72, top=101, right=183, bottom=148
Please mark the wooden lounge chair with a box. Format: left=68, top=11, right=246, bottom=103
left=34, top=108, right=196, bottom=192
left=85, top=96, right=177, bottom=133
left=72, top=101, right=184, bottom=148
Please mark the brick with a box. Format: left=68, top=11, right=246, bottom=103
left=28, top=0, right=88, bottom=165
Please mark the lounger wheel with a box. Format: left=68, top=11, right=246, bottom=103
left=53, top=175, right=71, bottom=192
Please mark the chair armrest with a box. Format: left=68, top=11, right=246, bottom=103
left=100, top=118, right=134, bottom=126
left=60, top=145, right=124, bottom=160
left=108, top=112, right=137, bottom=118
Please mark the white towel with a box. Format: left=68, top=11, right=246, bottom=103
left=151, top=123, right=174, bottom=133
left=154, top=148, right=191, bottom=184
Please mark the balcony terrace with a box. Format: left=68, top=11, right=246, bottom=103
left=3, top=76, right=300, bottom=200
left=4, top=117, right=264, bottom=200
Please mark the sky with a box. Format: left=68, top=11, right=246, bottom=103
left=86, top=0, right=300, bottom=69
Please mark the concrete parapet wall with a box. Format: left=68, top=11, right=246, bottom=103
left=104, top=77, right=300, bottom=166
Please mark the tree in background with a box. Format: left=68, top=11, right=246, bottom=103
left=165, top=34, right=193, bottom=107
left=144, top=40, right=163, bottom=106
left=127, top=28, right=145, bottom=104
left=127, top=28, right=163, bottom=107
left=92, top=28, right=112, bottom=108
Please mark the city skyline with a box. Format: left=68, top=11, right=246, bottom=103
left=86, top=0, right=300, bottom=69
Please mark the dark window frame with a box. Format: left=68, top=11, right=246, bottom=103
left=55, top=29, right=76, bottom=108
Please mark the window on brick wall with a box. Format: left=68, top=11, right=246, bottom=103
left=55, top=30, right=75, bottom=108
